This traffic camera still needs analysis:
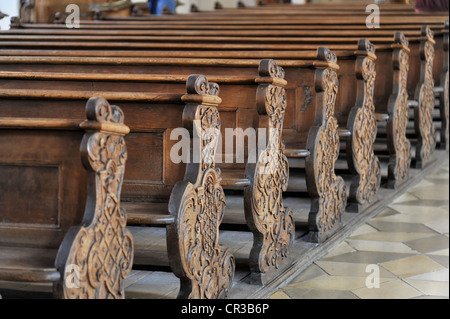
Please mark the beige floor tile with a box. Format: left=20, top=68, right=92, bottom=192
left=373, top=207, right=448, bottom=224
left=290, top=264, right=328, bottom=284
left=367, top=220, right=438, bottom=234
left=406, top=268, right=449, bottom=282
left=372, top=207, right=401, bottom=219
left=352, top=279, right=421, bottom=299
left=387, top=205, right=448, bottom=216
left=349, top=224, right=379, bottom=236
left=381, top=255, right=445, bottom=279
left=392, top=192, right=420, bottom=204
left=269, top=290, right=291, bottom=299
left=322, top=250, right=415, bottom=264
left=423, top=218, right=450, bottom=234
left=409, top=185, right=449, bottom=201
left=315, top=260, right=397, bottom=278
left=412, top=179, right=436, bottom=188
left=428, top=248, right=449, bottom=256
left=405, top=235, right=449, bottom=254
left=404, top=279, right=449, bottom=297
left=285, top=275, right=392, bottom=291
left=282, top=286, right=359, bottom=299
left=321, top=241, right=356, bottom=259
left=426, top=255, right=449, bottom=268
left=346, top=239, right=419, bottom=254
left=348, top=231, right=435, bottom=243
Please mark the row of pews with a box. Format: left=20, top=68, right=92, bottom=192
left=0, top=2, right=448, bottom=299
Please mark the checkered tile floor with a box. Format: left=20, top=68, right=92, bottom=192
left=270, top=159, right=449, bottom=299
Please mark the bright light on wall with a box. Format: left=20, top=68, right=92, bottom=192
left=0, top=0, right=20, bottom=30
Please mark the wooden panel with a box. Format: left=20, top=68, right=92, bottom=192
left=0, top=164, right=59, bottom=227
left=0, top=130, right=86, bottom=248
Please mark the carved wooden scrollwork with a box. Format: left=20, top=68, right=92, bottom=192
left=414, top=26, right=436, bottom=168
left=167, top=75, right=235, bottom=299
left=347, top=39, right=381, bottom=207
left=441, top=72, right=449, bottom=150
left=439, top=21, right=449, bottom=150
left=245, top=59, right=294, bottom=282
left=55, top=97, right=133, bottom=299
left=306, top=48, right=347, bottom=243
left=387, top=32, right=412, bottom=188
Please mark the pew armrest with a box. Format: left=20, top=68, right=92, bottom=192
left=221, top=169, right=251, bottom=188
left=123, top=202, right=175, bottom=225
left=375, top=113, right=389, bottom=122
left=408, top=100, right=419, bottom=108
left=434, top=86, right=444, bottom=94
left=284, top=148, right=310, bottom=158
left=337, top=128, right=352, bottom=138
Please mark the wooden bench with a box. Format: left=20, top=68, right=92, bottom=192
left=42, top=8, right=446, bottom=151
left=0, top=96, right=133, bottom=299
left=0, top=47, right=350, bottom=245
left=4, top=18, right=446, bottom=165
left=0, top=74, right=239, bottom=298
left=0, top=26, right=428, bottom=201
left=0, top=58, right=304, bottom=287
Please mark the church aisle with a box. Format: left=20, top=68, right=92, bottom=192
left=270, top=159, right=449, bottom=299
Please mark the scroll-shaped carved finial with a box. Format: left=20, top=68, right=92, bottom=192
left=386, top=38, right=412, bottom=187
left=357, top=38, right=376, bottom=54
left=55, top=97, right=133, bottom=299
left=346, top=40, right=381, bottom=209
left=422, top=25, right=435, bottom=42
left=440, top=71, right=449, bottom=151
left=186, top=74, right=220, bottom=97
left=438, top=20, right=449, bottom=150
left=414, top=27, right=436, bottom=168
left=168, top=75, right=234, bottom=299
left=10, top=16, right=21, bottom=29
left=245, top=60, right=294, bottom=284
left=258, top=59, right=286, bottom=79
left=317, top=46, right=338, bottom=64
left=394, top=31, right=409, bottom=47
left=306, top=55, right=347, bottom=242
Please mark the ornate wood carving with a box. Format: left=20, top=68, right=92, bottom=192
left=306, top=48, right=347, bottom=243
left=386, top=32, right=412, bottom=188
left=346, top=39, right=381, bottom=209
left=414, top=26, right=436, bottom=168
left=438, top=21, right=449, bottom=150
left=55, top=97, right=133, bottom=299
left=244, top=59, right=294, bottom=283
left=167, top=75, right=235, bottom=299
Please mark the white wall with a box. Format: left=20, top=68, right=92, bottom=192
left=177, top=0, right=257, bottom=14
left=0, top=0, right=20, bottom=30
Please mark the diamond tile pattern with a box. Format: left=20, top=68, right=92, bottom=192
left=270, top=160, right=449, bottom=299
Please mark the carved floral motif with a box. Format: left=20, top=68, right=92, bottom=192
left=388, top=47, right=412, bottom=187
left=415, top=39, right=436, bottom=167
left=57, top=97, right=133, bottom=299
left=307, top=64, right=347, bottom=242
left=168, top=75, right=234, bottom=299
left=348, top=49, right=381, bottom=205
left=246, top=61, right=294, bottom=276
